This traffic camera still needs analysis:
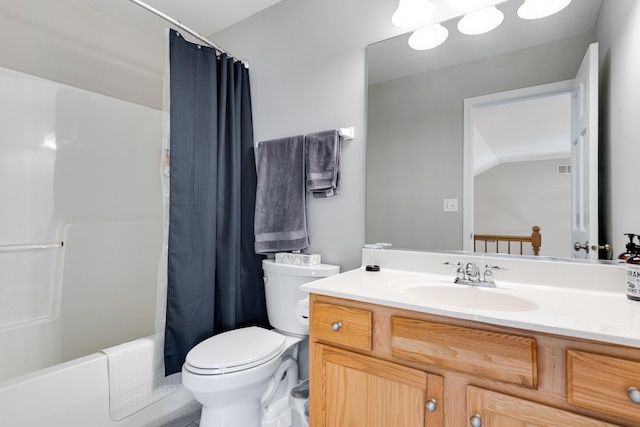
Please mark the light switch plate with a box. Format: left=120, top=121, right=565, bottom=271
left=443, top=198, right=458, bottom=212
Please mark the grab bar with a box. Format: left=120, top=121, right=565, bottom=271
left=0, top=242, right=64, bottom=253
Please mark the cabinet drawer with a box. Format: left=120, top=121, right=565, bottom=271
left=311, top=302, right=372, bottom=351
left=391, top=317, right=537, bottom=388
left=567, top=349, right=640, bottom=421
left=468, top=386, right=618, bottom=426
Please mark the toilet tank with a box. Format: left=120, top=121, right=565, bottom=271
left=262, top=260, right=339, bottom=335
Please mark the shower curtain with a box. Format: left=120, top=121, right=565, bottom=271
left=163, top=30, right=269, bottom=376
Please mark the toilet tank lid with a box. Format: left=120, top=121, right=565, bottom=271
left=185, top=327, right=285, bottom=373
left=262, top=260, right=339, bottom=278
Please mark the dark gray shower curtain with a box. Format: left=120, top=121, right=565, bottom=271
left=164, top=30, right=269, bottom=376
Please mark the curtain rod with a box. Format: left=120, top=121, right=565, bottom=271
left=127, top=0, right=231, bottom=57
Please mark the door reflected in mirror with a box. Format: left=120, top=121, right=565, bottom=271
left=466, top=84, right=572, bottom=258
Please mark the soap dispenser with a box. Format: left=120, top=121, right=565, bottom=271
left=619, top=233, right=637, bottom=262
left=626, top=235, right=640, bottom=301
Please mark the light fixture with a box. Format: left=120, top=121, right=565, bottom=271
left=517, top=0, right=572, bottom=20
left=445, top=0, right=478, bottom=9
left=392, top=0, right=437, bottom=29
left=408, top=23, right=449, bottom=50
left=457, top=6, right=504, bottom=35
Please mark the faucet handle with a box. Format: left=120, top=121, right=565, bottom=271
left=443, top=261, right=465, bottom=281
left=483, top=264, right=507, bottom=285
left=442, top=261, right=461, bottom=266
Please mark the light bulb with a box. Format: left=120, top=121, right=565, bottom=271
left=392, top=0, right=437, bottom=29
left=517, top=0, right=572, bottom=20
left=457, top=6, right=504, bottom=35
left=408, top=23, right=449, bottom=50
left=446, top=0, right=477, bottom=9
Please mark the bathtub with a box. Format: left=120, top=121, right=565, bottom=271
left=0, top=222, right=197, bottom=426
left=0, top=353, right=198, bottom=426
left=0, top=65, right=196, bottom=426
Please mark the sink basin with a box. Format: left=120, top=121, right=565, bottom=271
left=389, top=278, right=538, bottom=312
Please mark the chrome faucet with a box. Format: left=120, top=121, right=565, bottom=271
left=464, top=262, right=480, bottom=281
left=443, top=262, right=508, bottom=288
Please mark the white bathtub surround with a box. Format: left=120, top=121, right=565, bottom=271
left=302, top=248, right=635, bottom=348
left=0, top=65, right=187, bottom=426
left=101, top=334, right=182, bottom=420
left=0, top=66, right=164, bottom=383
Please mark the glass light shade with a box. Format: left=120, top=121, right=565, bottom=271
left=408, top=23, right=449, bottom=50
left=392, top=0, right=437, bottom=29
left=517, top=0, right=572, bottom=20
left=446, top=0, right=478, bottom=9
left=457, top=6, right=504, bottom=35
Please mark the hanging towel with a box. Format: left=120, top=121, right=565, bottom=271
left=255, top=136, right=309, bottom=254
left=305, top=129, right=341, bottom=198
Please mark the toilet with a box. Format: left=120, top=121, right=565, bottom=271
left=182, top=259, right=339, bottom=427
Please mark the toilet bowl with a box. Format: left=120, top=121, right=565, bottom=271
left=182, top=260, right=339, bottom=427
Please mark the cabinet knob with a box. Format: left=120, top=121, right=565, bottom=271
left=331, top=322, right=342, bottom=331
left=628, top=387, right=640, bottom=404
left=425, top=398, right=437, bottom=412
left=470, top=413, right=482, bottom=427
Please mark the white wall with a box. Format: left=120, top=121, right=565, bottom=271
left=474, top=159, right=571, bottom=258
left=596, top=0, right=640, bottom=256
left=210, top=0, right=404, bottom=271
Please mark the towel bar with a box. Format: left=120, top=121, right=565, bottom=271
left=338, top=127, right=355, bottom=140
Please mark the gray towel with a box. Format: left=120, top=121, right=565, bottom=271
left=305, top=129, right=341, bottom=198
left=254, top=136, right=309, bottom=254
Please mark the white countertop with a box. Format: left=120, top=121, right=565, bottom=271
left=301, top=250, right=640, bottom=349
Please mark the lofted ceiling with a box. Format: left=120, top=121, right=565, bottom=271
left=473, top=93, right=572, bottom=175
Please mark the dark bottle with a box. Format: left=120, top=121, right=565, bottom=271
left=626, top=235, right=640, bottom=301
left=619, top=233, right=637, bottom=262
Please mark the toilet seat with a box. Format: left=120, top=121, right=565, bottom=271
left=184, top=327, right=286, bottom=375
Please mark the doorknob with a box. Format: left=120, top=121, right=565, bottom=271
left=574, top=242, right=589, bottom=252
left=590, top=243, right=612, bottom=253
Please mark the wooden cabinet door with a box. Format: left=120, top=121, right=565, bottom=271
left=310, top=343, right=443, bottom=427
left=467, top=386, right=619, bottom=427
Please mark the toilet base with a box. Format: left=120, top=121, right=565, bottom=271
left=199, top=399, right=261, bottom=426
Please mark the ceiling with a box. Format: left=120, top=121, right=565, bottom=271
left=76, top=0, right=284, bottom=40
left=473, top=92, right=572, bottom=175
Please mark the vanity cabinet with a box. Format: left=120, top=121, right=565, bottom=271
left=310, top=300, right=444, bottom=426
left=309, top=294, right=640, bottom=427
left=467, top=386, right=617, bottom=426
left=312, top=344, right=444, bottom=426
left=567, top=350, right=640, bottom=420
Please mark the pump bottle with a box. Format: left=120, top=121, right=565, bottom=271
left=619, top=233, right=637, bottom=262
left=626, top=235, right=640, bottom=301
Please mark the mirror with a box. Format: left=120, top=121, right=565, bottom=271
left=366, top=0, right=627, bottom=260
